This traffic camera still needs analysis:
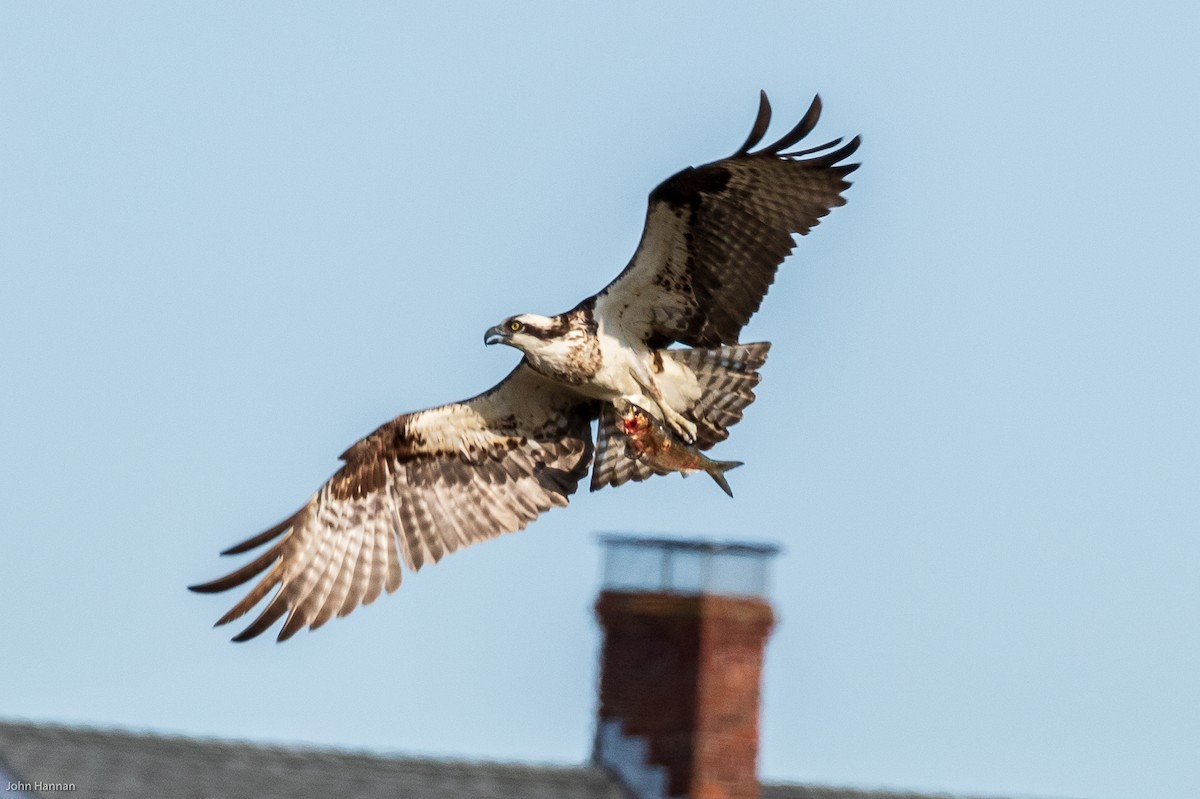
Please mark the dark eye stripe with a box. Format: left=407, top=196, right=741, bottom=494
left=504, top=315, right=569, bottom=340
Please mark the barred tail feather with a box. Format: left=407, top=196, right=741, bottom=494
left=668, top=342, right=770, bottom=450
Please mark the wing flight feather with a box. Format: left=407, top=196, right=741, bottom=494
left=189, top=363, right=595, bottom=641
left=593, top=92, right=860, bottom=348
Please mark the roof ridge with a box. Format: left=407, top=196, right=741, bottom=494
left=0, top=717, right=601, bottom=775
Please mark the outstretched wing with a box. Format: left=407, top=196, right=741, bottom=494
left=593, top=92, right=860, bottom=348
left=189, top=363, right=595, bottom=642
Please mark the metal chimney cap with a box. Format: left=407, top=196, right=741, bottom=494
left=596, top=533, right=781, bottom=557
left=597, top=532, right=780, bottom=598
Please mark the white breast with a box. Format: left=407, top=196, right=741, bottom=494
left=589, top=319, right=700, bottom=414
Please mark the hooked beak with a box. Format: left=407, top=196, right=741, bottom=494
left=484, top=325, right=506, bottom=346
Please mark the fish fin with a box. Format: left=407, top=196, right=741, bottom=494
left=706, top=460, right=744, bottom=498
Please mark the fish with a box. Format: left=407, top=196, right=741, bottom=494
left=617, top=401, right=744, bottom=497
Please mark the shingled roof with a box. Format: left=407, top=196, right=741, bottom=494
left=0, top=720, right=993, bottom=799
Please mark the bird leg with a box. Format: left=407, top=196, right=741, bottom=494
left=659, top=403, right=698, bottom=445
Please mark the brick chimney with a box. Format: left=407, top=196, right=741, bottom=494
left=593, top=535, right=778, bottom=799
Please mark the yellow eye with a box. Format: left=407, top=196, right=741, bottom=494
left=509, top=321, right=522, bottom=331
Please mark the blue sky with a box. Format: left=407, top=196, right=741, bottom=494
left=2, top=4, right=1198, bottom=798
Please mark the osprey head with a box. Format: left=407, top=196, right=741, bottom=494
left=484, top=314, right=562, bottom=352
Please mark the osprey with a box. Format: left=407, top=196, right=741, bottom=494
left=190, top=92, right=860, bottom=641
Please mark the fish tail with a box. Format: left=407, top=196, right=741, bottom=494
left=705, top=459, right=743, bottom=498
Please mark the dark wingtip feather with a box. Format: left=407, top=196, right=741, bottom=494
left=220, top=513, right=297, bottom=556
left=189, top=573, right=246, bottom=595
left=734, top=91, right=772, bottom=156
left=231, top=593, right=288, bottom=642
left=806, top=134, right=862, bottom=171
left=212, top=563, right=282, bottom=627
left=187, top=542, right=283, bottom=594
left=781, top=136, right=842, bottom=158
left=276, top=609, right=309, bottom=642
left=761, top=94, right=822, bottom=155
